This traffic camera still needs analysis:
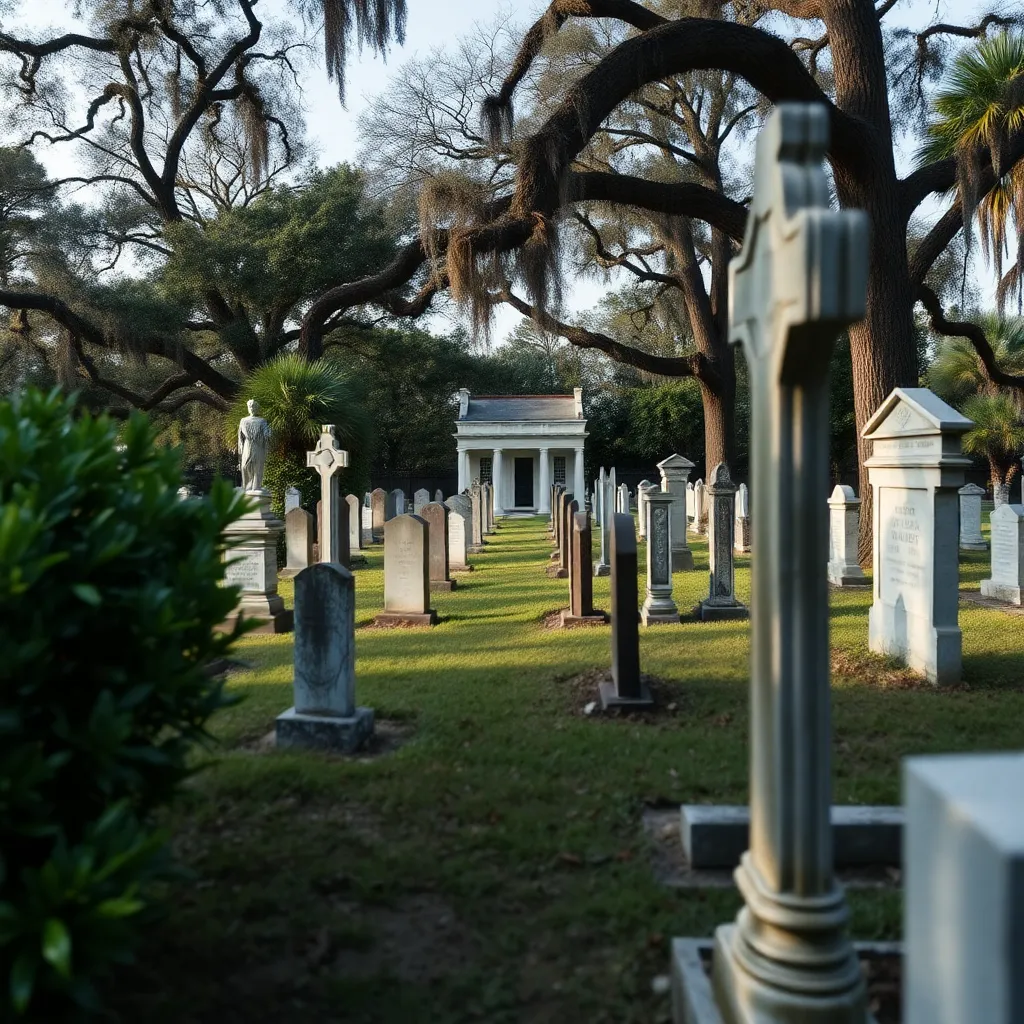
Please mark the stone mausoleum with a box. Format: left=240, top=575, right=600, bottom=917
left=454, top=389, right=588, bottom=515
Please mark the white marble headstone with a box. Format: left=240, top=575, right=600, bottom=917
left=980, top=503, right=1023, bottom=604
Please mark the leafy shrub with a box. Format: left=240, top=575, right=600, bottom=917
left=0, top=388, right=249, bottom=1018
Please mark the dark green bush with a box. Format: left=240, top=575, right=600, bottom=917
left=0, top=388, right=249, bottom=1018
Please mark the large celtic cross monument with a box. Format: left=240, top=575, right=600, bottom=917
left=711, top=105, right=870, bottom=1022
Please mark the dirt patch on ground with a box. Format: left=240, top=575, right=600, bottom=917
left=960, top=589, right=1024, bottom=616
left=558, top=667, right=689, bottom=721
left=831, top=649, right=963, bottom=691
left=240, top=717, right=416, bottom=759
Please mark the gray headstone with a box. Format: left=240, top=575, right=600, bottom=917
left=383, top=514, right=431, bottom=615
left=284, top=486, right=301, bottom=514
left=420, top=502, right=451, bottom=584
left=285, top=507, right=314, bottom=575
left=559, top=492, right=575, bottom=572
left=692, top=479, right=706, bottom=534
left=370, top=488, right=387, bottom=540
left=413, top=487, right=431, bottom=514
left=958, top=482, right=987, bottom=549
left=864, top=388, right=972, bottom=685
left=658, top=454, right=695, bottom=570
left=618, top=482, right=630, bottom=514
left=700, top=463, right=746, bottom=620
left=827, top=485, right=866, bottom=586
left=980, top=502, right=1024, bottom=604
left=275, top=562, right=373, bottom=752
left=734, top=482, right=751, bottom=553
left=346, top=493, right=363, bottom=552
left=904, top=753, right=1024, bottom=1024
left=448, top=508, right=469, bottom=570
left=641, top=491, right=678, bottom=625
left=569, top=511, right=596, bottom=618
left=434, top=488, right=444, bottom=503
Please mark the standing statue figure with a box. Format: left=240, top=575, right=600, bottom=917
left=238, top=399, right=271, bottom=493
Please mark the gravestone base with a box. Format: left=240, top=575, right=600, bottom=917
left=349, top=553, right=368, bottom=566
left=641, top=607, right=681, bottom=626
left=869, top=606, right=961, bottom=685
left=560, top=609, right=607, bottom=628
left=599, top=679, right=654, bottom=710
left=451, top=564, right=474, bottom=573
left=980, top=578, right=1023, bottom=605
left=960, top=540, right=989, bottom=551
left=220, top=600, right=294, bottom=635
left=430, top=579, right=457, bottom=592
left=670, top=937, right=892, bottom=1024
left=275, top=706, right=374, bottom=754
left=828, top=565, right=869, bottom=588
left=549, top=549, right=560, bottom=560
left=547, top=566, right=569, bottom=579
left=373, top=610, right=438, bottom=627
left=671, top=549, right=694, bottom=571
left=698, top=600, right=749, bottom=622
left=594, top=562, right=610, bottom=577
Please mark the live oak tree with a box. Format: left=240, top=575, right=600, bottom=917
left=320, top=1, right=1024, bottom=560
left=0, top=0, right=407, bottom=412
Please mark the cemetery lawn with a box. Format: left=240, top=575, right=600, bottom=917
left=114, top=516, right=1024, bottom=1024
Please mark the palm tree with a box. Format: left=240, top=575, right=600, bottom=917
left=961, top=393, right=1024, bottom=504
left=928, top=316, right=1024, bottom=502
left=919, top=31, right=1024, bottom=311
left=226, top=353, right=370, bottom=514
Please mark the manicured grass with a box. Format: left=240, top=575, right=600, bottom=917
left=113, top=515, right=1024, bottom=1024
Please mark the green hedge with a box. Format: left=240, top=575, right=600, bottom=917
left=0, top=389, right=249, bottom=1017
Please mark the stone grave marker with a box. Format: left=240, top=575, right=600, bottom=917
left=483, top=482, right=495, bottom=533
left=958, top=482, right=988, bottom=550
left=595, top=470, right=611, bottom=577
left=734, top=482, right=751, bottom=553
left=223, top=494, right=292, bottom=634
left=672, top=104, right=871, bottom=1021
left=469, top=484, right=485, bottom=552
left=374, top=514, right=438, bottom=626
left=284, top=486, right=301, bottom=513
left=618, top=482, right=630, bottom=513
left=447, top=507, right=471, bottom=572
left=562, top=511, right=606, bottom=626
left=640, top=490, right=679, bottom=625
left=864, top=387, right=972, bottom=685
left=699, top=463, right=747, bottom=621
left=658, top=454, right=695, bottom=571
left=434, top=488, right=444, bottom=503
left=276, top=563, right=374, bottom=752
left=980, top=502, right=1024, bottom=604
left=388, top=488, right=406, bottom=518
left=283, top=507, right=314, bottom=577
left=306, top=425, right=350, bottom=567
left=637, top=479, right=654, bottom=539
left=346, top=493, right=363, bottom=554
left=552, top=495, right=576, bottom=579
left=600, top=513, right=652, bottom=709
left=827, top=485, right=867, bottom=586
left=903, top=752, right=1024, bottom=1024
left=370, top=488, right=387, bottom=542
left=692, top=479, right=706, bottom=534
left=686, top=481, right=694, bottom=524
left=421, top=502, right=455, bottom=592
left=413, top=487, right=431, bottom=514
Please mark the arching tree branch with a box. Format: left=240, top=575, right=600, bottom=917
left=917, top=282, right=1024, bottom=391
left=500, top=289, right=705, bottom=379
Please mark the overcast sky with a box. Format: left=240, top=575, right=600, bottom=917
left=6, top=0, right=998, bottom=339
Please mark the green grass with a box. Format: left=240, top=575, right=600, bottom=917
left=112, top=516, right=1024, bottom=1024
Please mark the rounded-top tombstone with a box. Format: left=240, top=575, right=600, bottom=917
left=375, top=514, right=438, bottom=626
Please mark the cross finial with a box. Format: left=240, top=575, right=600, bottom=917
left=306, top=425, right=349, bottom=479
left=729, top=104, right=868, bottom=385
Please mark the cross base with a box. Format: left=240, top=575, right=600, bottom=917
left=373, top=610, right=438, bottom=628
left=430, top=579, right=457, bottom=592
left=560, top=610, right=607, bottom=628
left=698, top=601, right=749, bottom=622
left=275, top=706, right=374, bottom=754
left=599, top=680, right=654, bottom=711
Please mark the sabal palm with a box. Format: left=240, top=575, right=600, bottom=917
left=927, top=315, right=1024, bottom=407
left=919, top=32, right=1024, bottom=310
left=961, top=392, right=1024, bottom=498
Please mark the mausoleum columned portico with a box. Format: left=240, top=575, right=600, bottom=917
left=454, top=389, right=588, bottom=515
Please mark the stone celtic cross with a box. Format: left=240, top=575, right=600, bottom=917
left=713, top=104, right=870, bottom=1023
left=306, top=425, right=350, bottom=565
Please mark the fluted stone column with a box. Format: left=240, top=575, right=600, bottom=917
left=492, top=448, right=505, bottom=516
left=539, top=448, right=551, bottom=513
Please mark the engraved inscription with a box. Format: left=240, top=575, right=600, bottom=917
left=225, top=550, right=264, bottom=592
left=991, top=524, right=1019, bottom=586
left=879, top=488, right=930, bottom=616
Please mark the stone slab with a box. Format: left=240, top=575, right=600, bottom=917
left=275, top=706, right=374, bottom=754
left=670, top=938, right=894, bottom=1024
left=960, top=540, right=989, bottom=551
left=218, top=607, right=293, bottom=634
left=641, top=609, right=682, bottom=626
left=828, top=573, right=871, bottom=588
left=594, top=564, right=610, bottom=577
left=373, top=610, right=438, bottom=627
left=547, top=567, right=568, bottom=579
left=599, top=679, right=653, bottom=710
left=560, top=610, right=607, bottom=628
left=430, top=579, right=457, bottom=592
left=679, top=804, right=903, bottom=869
left=671, top=550, right=694, bottom=571
left=697, top=601, right=749, bottom=622
left=979, top=579, right=1023, bottom=604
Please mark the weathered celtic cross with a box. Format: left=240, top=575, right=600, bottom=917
left=711, top=105, right=870, bottom=1023
left=306, top=425, right=350, bottom=565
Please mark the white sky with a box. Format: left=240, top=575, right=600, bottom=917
left=4, top=0, right=999, bottom=340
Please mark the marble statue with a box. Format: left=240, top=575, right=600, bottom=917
left=238, top=399, right=271, bottom=493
